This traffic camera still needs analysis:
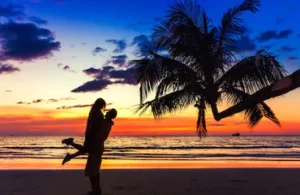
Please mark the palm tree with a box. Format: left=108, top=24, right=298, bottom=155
left=132, top=0, right=300, bottom=137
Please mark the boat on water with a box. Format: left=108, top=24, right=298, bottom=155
left=232, top=133, right=240, bottom=136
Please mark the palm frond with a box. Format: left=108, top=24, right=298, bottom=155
left=155, top=74, right=204, bottom=99
left=218, top=50, right=287, bottom=95
left=218, top=0, right=261, bottom=51
left=260, top=102, right=281, bottom=127
left=244, top=104, right=263, bottom=127
left=168, top=0, right=203, bottom=29
left=132, top=52, right=202, bottom=104
left=223, top=87, right=281, bottom=127
left=135, top=83, right=198, bottom=118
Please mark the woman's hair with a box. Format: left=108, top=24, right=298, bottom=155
left=85, top=98, right=106, bottom=134
left=90, top=98, right=106, bottom=114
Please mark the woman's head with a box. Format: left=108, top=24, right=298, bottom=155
left=91, top=98, right=106, bottom=113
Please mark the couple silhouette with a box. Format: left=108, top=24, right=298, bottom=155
left=61, top=98, right=117, bottom=195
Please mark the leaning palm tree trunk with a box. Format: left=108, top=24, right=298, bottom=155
left=212, top=70, right=300, bottom=121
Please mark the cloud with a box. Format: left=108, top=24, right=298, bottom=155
left=4, top=90, right=12, bottom=92
left=0, top=22, right=61, bottom=61
left=73, top=66, right=137, bottom=92
left=110, top=68, right=137, bottom=85
left=33, top=99, right=43, bottom=103
left=131, top=34, right=168, bottom=56
left=277, top=45, right=296, bottom=53
left=0, top=64, right=20, bottom=74
left=83, top=67, right=102, bottom=77
left=60, top=97, right=76, bottom=101
left=63, top=65, right=71, bottom=70
left=56, top=104, right=92, bottom=110
left=287, top=56, right=298, bottom=61
left=17, top=97, right=75, bottom=104
left=63, top=65, right=75, bottom=73
left=17, top=101, right=31, bottom=105
left=257, top=29, right=293, bottom=42
left=0, top=4, right=25, bottom=19
left=28, top=16, right=48, bottom=25
left=57, top=63, right=75, bottom=73
left=71, top=79, right=113, bottom=93
left=276, top=30, right=293, bottom=39
left=92, top=47, right=107, bottom=55
left=106, top=39, right=127, bottom=53
left=131, top=34, right=151, bottom=55
left=106, top=55, right=128, bottom=67
left=234, top=35, right=257, bottom=52
left=48, top=97, right=75, bottom=103
left=48, top=99, right=58, bottom=103
left=17, top=99, right=43, bottom=104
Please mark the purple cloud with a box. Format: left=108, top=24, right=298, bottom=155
left=106, top=39, right=127, bottom=53
left=73, top=66, right=137, bottom=93
left=92, top=47, right=107, bottom=55
left=287, top=56, right=298, bottom=61
left=277, top=45, right=296, bottom=53
left=234, top=35, right=257, bottom=52
left=0, top=22, right=60, bottom=61
left=0, top=4, right=25, bottom=19
left=71, top=79, right=113, bottom=93
left=105, top=55, right=128, bottom=67
left=0, top=64, right=20, bottom=74
left=28, top=16, right=48, bottom=25
left=257, top=29, right=293, bottom=42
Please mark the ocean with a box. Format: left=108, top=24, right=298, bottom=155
left=1, top=136, right=300, bottom=162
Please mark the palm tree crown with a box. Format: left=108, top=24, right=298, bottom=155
left=132, top=0, right=300, bottom=137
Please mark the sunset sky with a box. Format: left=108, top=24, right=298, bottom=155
left=0, top=0, right=300, bottom=136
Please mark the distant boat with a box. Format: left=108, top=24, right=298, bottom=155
left=232, top=133, right=240, bottom=136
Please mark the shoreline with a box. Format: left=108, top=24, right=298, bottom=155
left=1, top=159, right=300, bottom=170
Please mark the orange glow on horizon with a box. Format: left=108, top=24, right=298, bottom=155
left=1, top=101, right=300, bottom=136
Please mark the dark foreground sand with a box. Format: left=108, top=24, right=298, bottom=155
left=1, top=169, right=300, bottom=195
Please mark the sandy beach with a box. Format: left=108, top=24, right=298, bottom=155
left=1, top=169, right=300, bottom=195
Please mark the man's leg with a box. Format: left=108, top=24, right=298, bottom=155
left=89, top=175, right=98, bottom=192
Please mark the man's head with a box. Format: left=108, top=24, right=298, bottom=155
left=105, top=108, right=117, bottom=119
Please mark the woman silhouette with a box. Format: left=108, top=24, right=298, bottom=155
left=62, top=98, right=116, bottom=195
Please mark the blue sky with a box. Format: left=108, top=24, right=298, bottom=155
left=1, top=0, right=300, bottom=118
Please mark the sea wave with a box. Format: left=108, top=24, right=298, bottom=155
left=1, top=145, right=296, bottom=150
